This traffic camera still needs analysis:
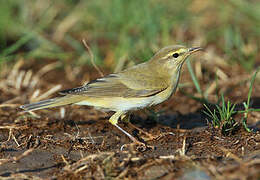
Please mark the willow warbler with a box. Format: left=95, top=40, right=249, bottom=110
left=21, top=45, right=202, bottom=148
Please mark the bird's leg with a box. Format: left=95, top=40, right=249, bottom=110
left=109, top=112, right=147, bottom=151
left=121, top=113, right=174, bottom=141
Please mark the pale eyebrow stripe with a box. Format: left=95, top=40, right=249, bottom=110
left=167, top=50, right=185, bottom=58
left=163, top=48, right=186, bottom=59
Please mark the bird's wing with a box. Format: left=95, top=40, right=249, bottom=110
left=59, top=73, right=169, bottom=98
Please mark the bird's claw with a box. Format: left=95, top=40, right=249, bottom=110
left=120, top=142, right=154, bottom=152
left=143, top=132, right=175, bottom=141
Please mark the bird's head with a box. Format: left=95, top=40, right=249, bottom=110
left=151, top=45, right=203, bottom=71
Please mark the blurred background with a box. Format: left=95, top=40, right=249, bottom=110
left=0, top=2, right=259, bottom=178
left=0, top=0, right=259, bottom=71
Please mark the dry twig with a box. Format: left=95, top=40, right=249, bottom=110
left=0, top=148, right=34, bottom=166
left=82, top=39, right=104, bottom=77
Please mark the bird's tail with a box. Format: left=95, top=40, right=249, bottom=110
left=20, top=95, right=84, bottom=112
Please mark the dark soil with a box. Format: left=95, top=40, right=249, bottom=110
left=0, top=60, right=259, bottom=179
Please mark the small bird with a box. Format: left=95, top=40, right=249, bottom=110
left=21, top=45, right=202, bottom=149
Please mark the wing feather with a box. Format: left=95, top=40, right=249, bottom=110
left=59, top=65, right=169, bottom=98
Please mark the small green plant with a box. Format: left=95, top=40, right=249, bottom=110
left=239, top=69, right=260, bottom=132
left=204, top=69, right=260, bottom=135
left=203, top=94, right=239, bottom=135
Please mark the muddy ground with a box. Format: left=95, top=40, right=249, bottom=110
left=0, top=60, right=259, bottom=179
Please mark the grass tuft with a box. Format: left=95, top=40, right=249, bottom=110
left=203, top=94, right=238, bottom=136
left=204, top=69, right=260, bottom=135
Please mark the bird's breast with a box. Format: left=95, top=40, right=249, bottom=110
left=151, top=70, right=181, bottom=106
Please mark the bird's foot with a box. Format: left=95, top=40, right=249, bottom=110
left=143, top=132, right=175, bottom=142
left=120, top=140, right=154, bottom=152
left=128, top=123, right=174, bottom=141
left=112, top=123, right=153, bottom=152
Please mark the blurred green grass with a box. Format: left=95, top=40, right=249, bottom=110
left=0, top=0, right=259, bottom=71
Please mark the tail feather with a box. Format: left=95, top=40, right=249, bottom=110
left=20, top=95, right=84, bottom=112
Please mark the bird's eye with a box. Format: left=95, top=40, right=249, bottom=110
left=172, top=53, right=179, bottom=58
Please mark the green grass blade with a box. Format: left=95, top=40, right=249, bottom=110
left=179, top=89, right=208, bottom=104
left=186, top=59, right=203, bottom=96
left=236, top=109, right=260, bottom=113
left=247, top=68, right=259, bottom=107
left=1, top=33, right=34, bottom=57
left=203, top=104, right=214, bottom=117
left=242, top=118, right=252, bottom=132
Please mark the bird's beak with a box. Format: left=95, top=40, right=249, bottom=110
left=188, top=47, right=203, bottom=53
